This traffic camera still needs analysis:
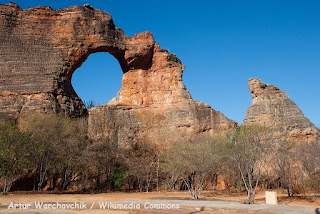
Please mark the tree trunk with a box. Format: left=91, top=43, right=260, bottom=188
left=3, top=178, right=7, bottom=194
left=211, top=173, right=218, bottom=190
left=3, top=178, right=13, bottom=194
left=38, top=163, right=47, bottom=191
left=156, top=157, right=159, bottom=191
left=247, top=189, right=251, bottom=204
left=287, top=187, right=292, bottom=197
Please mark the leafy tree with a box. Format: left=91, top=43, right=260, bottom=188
left=0, top=121, right=33, bottom=194
left=228, top=125, right=275, bottom=204
left=19, top=113, right=88, bottom=191
left=84, top=137, right=119, bottom=190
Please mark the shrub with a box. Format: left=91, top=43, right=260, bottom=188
left=110, top=168, right=128, bottom=190
left=0, top=121, right=33, bottom=194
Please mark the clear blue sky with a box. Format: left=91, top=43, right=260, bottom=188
left=3, top=0, right=320, bottom=127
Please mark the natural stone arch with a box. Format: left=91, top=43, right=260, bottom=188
left=0, top=3, right=237, bottom=146
left=0, top=3, right=190, bottom=117
left=42, top=6, right=158, bottom=116
left=71, top=52, right=123, bottom=106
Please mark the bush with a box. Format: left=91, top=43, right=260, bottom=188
left=19, top=112, right=88, bottom=191
left=0, top=121, right=33, bottom=194
left=110, top=168, right=128, bottom=190
left=161, top=135, right=227, bottom=199
left=227, top=125, right=275, bottom=204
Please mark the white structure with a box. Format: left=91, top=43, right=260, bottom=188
left=265, top=191, right=277, bottom=205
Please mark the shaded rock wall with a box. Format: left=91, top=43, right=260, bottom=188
left=244, top=78, right=319, bottom=142
left=89, top=102, right=236, bottom=147
left=0, top=3, right=237, bottom=145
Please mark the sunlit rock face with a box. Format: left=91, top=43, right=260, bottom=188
left=244, top=78, right=319, bottom=143
left=0, top=3, right=237, bottom=145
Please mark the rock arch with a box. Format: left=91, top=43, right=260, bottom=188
left=0, top=3, right=189, bottom=116
left=71, top=52, right=123, bottom=106
left=0, top=3, right=237, bottom=145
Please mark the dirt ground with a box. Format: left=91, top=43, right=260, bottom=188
left=0, top=191, right=320, bottom=207
left=201, top=190, right=320, bottom=206
left=0, top=190, right=319, bottom=206
left=0, top=190, right=319, bottom=214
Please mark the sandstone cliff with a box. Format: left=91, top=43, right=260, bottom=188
left=0, top=3, right=237, bottom=145
left=244, top=78, right=319, bottom=142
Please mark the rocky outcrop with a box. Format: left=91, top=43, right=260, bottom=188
left=244, top=78, right=319, bottom=142
left=0, top=3, right=237, bottom=145
left=89, top=101, right=236, bottom=147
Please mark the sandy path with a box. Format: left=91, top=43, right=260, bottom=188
left=0, top=191, right=319, bottom=214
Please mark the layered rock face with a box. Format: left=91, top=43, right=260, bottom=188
left=0, top=3, right=237, bottom=145
left=244, top=78, right=319, bottom=142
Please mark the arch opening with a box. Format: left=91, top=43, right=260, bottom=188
left=71, top=52, right=123, bottom=108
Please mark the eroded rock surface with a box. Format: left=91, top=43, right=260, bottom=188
left=244, top=78, right=319, bottom=142
left=0, top=3, right=237, bottom=145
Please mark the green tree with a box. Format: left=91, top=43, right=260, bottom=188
left=0, top=121, right=33, bottom=194
left=110, top=168, right=128, bottom=190
left=83, top=137, right=119, bottom=190
left=19, top=113, right=88, bottom=191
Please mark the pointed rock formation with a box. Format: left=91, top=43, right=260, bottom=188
left=244, top=78, right=319, bottom=142
left=0, top=3, right=237, bottom=146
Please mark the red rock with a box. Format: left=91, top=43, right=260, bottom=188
left=0, top=3, right=237, bottom=145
